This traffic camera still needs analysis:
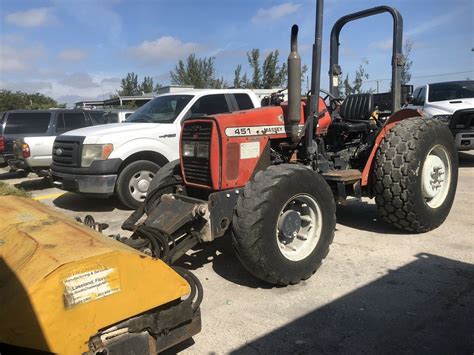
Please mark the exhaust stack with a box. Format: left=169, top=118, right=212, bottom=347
left=287, top=24, right=302, bottom=143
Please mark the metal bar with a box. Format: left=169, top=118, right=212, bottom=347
left=305, top=0, right=324, bottom=158
left=287, top=24, right=302, bottom=143
left=329, top=6, right=404, bottom=111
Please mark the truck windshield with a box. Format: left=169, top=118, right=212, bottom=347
left=428, top=81, right=474, bottom=102
left=126, top=95, right=193, bottom=123
left=4, top=112, right=51, bottom=134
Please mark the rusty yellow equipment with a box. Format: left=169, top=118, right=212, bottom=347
left=0, top=196, right=202, bottom=354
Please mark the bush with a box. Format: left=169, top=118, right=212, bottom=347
left=0, top=181, right=31, bottom=198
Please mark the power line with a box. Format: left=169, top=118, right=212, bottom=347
left=364, top=70, right=474, bottom=83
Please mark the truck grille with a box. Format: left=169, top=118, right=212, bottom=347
left=453, top=111, right=474, bottom=130
left=182, top=122, right=213, bottom=187
left=52, top=139, right=81, bottom=167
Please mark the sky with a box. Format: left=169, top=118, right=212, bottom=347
left=0, top=0, right=473, bottom=107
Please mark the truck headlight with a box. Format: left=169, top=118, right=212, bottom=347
left=81, top=144, right=113, bottom=167
left=431, top=115, right=451, bottom=124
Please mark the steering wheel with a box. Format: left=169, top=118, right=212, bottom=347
left=319, top=89, right=343, bottom=112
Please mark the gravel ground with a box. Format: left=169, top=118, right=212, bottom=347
left=1, top=151, right=473, bottom=354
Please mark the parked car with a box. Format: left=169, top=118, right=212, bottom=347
left=407, top=80, right=474, bottom=150
left=1, top=109, right=105, bottom=176
left=51, top=89, right=261, bottom=209
left=103, top=109, right=136, bottom=123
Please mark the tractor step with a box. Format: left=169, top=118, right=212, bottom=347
left=321, top=169, right=362, bottom=182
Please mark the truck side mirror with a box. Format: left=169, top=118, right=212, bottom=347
left=406, top=93, right=414, bottom=104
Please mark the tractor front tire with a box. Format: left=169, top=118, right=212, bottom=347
left=373, top=117, right=458, bottom=233
left=232, top=164, right=336, bottom=285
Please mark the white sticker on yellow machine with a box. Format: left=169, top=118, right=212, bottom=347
left=240, top=142, right=260, bottom=159
left=63, top=267, right=120, bottom=308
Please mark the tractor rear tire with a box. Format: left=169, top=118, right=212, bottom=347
left=232, top=164, right=336, bottom=285
left=373, top=117, right=458, bottom=233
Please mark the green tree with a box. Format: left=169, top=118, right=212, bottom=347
left=233, top=64, right=243, bottom=88
left=241, top=73, right=249, bottom=88
left=0, top=90, right=64, bottom=112
left=139, top=76, right=154, bottom=93
left=154, top=83, right=163, bottom=92
left=301, top=64, right=309, bottom=92
left=170, top=54, right=225, bottom=88
left=401, top=39, right=414, bottom=85
left=262, top=50, right=287, bottom=89
left=236, top=49, right=289, bottom=89
left=118, top=72, right=139, bottom=96
left=247, top=49, right=262, bottom=89
left=341, top=59, right=373, bottom=97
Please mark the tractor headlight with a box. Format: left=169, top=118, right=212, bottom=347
left=196, top=143, right=209, bottom=159
left=182, top=142, right=209, bottom=159
left=182, top=142, right=195, bottom=157
left=81, top=144, right=114, bottom=167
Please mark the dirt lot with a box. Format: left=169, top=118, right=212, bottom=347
left=1, top=152, right=473, bottom=354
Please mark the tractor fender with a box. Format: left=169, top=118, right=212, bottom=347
left=361, top=108, right=423, bottom=187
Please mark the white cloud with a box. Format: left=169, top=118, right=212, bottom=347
left=59, top=72, right=101, bottom=89
left=58, top=49, right=88, bottom=61
left=252, top=2, right=301, bottom=24
left=0, top=44, right=45, bottom=73
left=131, top=36, right=202, bottom=63
left=52, top=0, right=122, bottom=44
left=0, top=80, right=53, bottom=94
left=369, top=39, right=393, bottom=50
left=406, top=6, right=465, bottom=37
left=0, top=72, right=123, bottom=107
left=369, top=4, right=469, bottom=51
left=5, top=7, right=57, bottom=28
left=101, top=77, right=121, bottom=85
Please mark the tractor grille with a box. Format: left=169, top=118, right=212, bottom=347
left=52, top=139, right=81, bottom=167
left=182, top=121, right=213, bottom=187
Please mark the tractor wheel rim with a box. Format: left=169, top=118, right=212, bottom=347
left=129, top=170, right=155, bottom=202
left=421, top=144, right=451, bottom=209
left=275, top=193, right=323, bottom=262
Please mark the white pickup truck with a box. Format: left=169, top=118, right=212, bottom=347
left=407, top=80, right=474, bottom=150
left=51, top=89, right=261, bottom=209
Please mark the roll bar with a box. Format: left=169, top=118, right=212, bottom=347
left=328, top=6, right=404, bottom=112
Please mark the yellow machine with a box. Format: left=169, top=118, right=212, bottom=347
left=0, top=196, right=202, bottom=354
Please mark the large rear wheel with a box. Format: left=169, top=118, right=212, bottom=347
left=232, top=164, right=336, bottom=285
left=373, top=117, right=458, bottom=232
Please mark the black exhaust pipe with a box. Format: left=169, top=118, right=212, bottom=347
left=287, top=24, right=301, bottom=143
left=305, top=0, right=324, bottom=158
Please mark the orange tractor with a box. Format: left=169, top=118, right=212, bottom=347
left=122, top=1, right=458, bottom=285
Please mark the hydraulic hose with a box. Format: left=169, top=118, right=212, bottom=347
left=144, top=181, right=182, bottom=214
left=172, top=266, right=203, bottom=313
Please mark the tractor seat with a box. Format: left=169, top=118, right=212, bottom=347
left=340, top=93, right=374, bottom=121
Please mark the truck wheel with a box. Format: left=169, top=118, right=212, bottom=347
left=373, top=117, right=458, bottom=232
left=145, top=159, right=183, bottom=212
left=232, top=164, right=336, bottom=285
left=116, top=160, right=160, bottom=209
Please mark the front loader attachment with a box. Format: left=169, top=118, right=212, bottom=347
left=0, top=196, right=201, bottom=354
